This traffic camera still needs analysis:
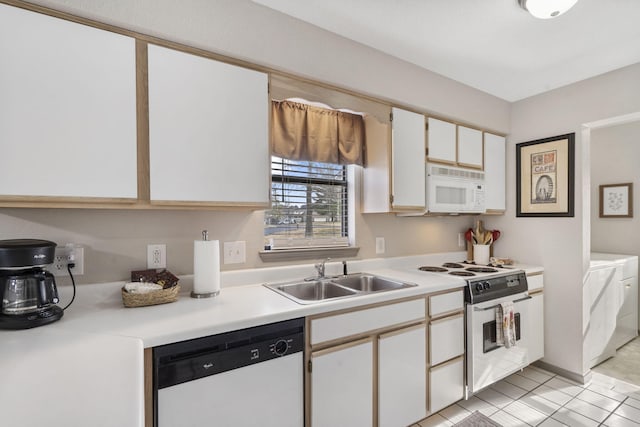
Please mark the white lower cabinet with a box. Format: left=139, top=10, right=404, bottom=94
left=429, top=357, right=464, bottom=414
left=614, top=276, right=638, bottom=349
left=429, top=314, right=464, bottom=366
left=378, top=324, right=427, bottom=427
left=311, top=338, right=374, bottom=427
left=308, top=298, right=427, bottom=427
left=528, top=292, right=545, bottom=362
left=427, top=290, right=465, bottom=415
left=308, top=292, right=465, bottom=426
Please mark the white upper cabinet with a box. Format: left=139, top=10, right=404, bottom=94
left=0, top=4, right=137, bottom=199
left=457, top=126, right=483, bottom=168
left=428, top=118, right=484, bottom=170
left=484, top=132, right=506, bottom=211
left=147, top=44, right=269, bottom=205
left=427, top=118, right=456, bottom=164
left=391, top=107, right=426, bottom=209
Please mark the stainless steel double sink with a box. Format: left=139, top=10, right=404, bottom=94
left=264, top=273, right=417, bottom=304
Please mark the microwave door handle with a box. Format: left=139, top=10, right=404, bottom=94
left=473, top=295, right=532, bottom=312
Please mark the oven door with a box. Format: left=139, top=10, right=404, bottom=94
left=466, top=292, right=532, bottom=396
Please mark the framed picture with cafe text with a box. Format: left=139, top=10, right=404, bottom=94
left=516, top=133, right=575, bottom=217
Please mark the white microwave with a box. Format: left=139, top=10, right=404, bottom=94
left=426, top=163, right=485, bottom=213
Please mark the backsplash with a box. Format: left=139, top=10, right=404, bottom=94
left=0, top=208, right=472, bottom=284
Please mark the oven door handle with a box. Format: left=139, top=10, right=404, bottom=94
left=473, top=295, right=532, bottom=311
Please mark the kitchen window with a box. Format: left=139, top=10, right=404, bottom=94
left=264, top=156, right=349, bottom=250
left=260, top=98, right=364, bottom=259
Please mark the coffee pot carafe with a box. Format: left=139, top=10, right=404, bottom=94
left=0, top=239, right=64, bottom=329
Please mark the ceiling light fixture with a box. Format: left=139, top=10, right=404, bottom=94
left=518, top=0, right=578, bottom=19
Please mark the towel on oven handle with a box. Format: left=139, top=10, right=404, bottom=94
left=496, top=301, right=517, bottom=348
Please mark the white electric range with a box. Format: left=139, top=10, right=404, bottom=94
left=415, top=261, right=542, bottom=397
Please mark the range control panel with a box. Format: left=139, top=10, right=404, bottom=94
left=465, top=271, right=528, bottom=304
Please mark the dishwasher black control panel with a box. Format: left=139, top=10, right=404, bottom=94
left=153, top=317, right=304, bottom=389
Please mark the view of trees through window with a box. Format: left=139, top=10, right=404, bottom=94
left=265, top=156, right=347, bottom=242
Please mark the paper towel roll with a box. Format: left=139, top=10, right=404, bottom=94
left=192, top=239, right=220, bottom=298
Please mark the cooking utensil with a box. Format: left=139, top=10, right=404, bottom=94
left=465, top=228, right=473, bottom=242
left=492, top=230, right=501, bottom=242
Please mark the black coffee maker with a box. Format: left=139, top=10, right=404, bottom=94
left=0, top=239, right=63, bottom=329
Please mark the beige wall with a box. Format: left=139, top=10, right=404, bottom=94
left=0, top=0, right=503, bottom=284
left=483, top=63, right=640, bottom=379
left=591, top=121, right=640, bottom=254
left=0, top=207, right=471, bottom=284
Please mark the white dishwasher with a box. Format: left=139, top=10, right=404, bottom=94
left=153, top=318, right=304, bottom=427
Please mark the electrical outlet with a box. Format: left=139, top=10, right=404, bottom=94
left=458, top=232, right=465, bottom=247
left=375, top=237, right=385, bottom=255
left=224, top=241, right=246, bottom=264
left=50, top=245, right=84, bottom=277
left=147, top=244, right=166, bottom=269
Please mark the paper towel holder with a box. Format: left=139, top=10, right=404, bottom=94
left=191, top=230, right=221, bottom=299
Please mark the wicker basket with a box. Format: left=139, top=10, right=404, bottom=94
left=121, top=284, right=180, bottom=308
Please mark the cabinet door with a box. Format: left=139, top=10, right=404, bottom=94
left=528, top=293, right=545, bottom=362
left=457, top=126, right=483, bottom=168
left=429, top=357, right=464, bottom=414
left=361, top=114, right=393, bottom=213
left=311, top=338, right=373, bottom=427
left=586, top=266, right=618, bottom=366
left=0, top=4, right=137, bottom=199
left=427, top=118, right=456, bottom=164
left=484, top=133, right=506, bottom=211
left=430, top=314, right=464, bottom=366
left=379, top=324, right=427, bottom=427
left=391, top=107, right=425, bottom=209
left=147, top=44, right=269, bottom=205
left=614, top=277, right=638, bottom=349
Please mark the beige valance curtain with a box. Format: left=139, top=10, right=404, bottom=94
left=271, top=100, right=365, bottom=166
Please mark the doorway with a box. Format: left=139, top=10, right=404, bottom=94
left=587, top=113, right=640, bottom=386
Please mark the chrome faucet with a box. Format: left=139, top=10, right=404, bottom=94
left=314, top=258, right=331, bottom=279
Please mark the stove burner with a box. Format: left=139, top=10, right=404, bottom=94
left=465, top=267, right=499, bottom=273
left=419, top=266, right=448, bottom=272
left=449, top=271, right=475, bottom=277
left=442, top=262, right=464, bottom=269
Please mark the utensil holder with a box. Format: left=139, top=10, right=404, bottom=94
left=473, top=244, right=490, bottom=265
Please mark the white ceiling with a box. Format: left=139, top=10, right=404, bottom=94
left=252, top=0, right=640, bottom=102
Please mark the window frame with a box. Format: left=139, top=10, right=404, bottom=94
left=265, top=156, right=349, bottom=250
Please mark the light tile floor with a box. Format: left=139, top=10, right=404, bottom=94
left=412, top=365, right=640, bottom=427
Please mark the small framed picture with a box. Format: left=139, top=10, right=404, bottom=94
left=599, top=183, right=633, bottom=218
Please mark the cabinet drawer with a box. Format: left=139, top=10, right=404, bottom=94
left=429, top=356, right=464, bottom=414
left=430, top=314, right=464, bottom=366
left=429, top=290, right=463, bottom=318
left=310, top=298, right=425, bottom=346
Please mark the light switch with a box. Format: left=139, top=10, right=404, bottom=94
left=224, top=241, right=246, bottom=264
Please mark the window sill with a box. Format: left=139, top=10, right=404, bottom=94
left=259, top=246, right=360, bottom=263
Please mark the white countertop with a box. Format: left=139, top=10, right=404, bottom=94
left=591, top=252, right=638, bottom=265
left=590, top=252, right=638, bottom=278
left=0, top=252, right=542, bottom=427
